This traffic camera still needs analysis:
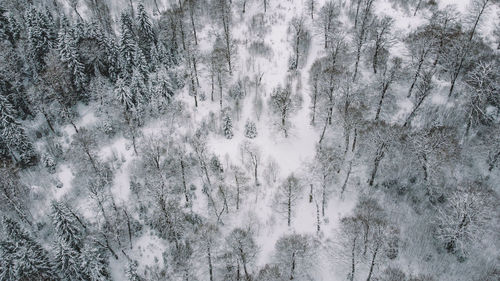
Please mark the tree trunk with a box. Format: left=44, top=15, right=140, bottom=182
left=153, top=0, right=161, bottom=14
left=369, top=144, right=385, bottom=186
left=408, top=58, right=423, bottom=98
left=404, top=94, right=427, bottom=127
left=354, top=0, right=362, bottom=29
left=309, top=184, right=313, bottom=203
left=341, top=161, right=352, bottom=196
left=321, top=175, right=326, bottom=217
left=316, top=202, right=321, bottom=234
left=352, top=128, right=358, bottom=152
left=288, top=183, right=292, bottom=226
left=181, top=159, right=189, bottom=203
left=85, top=149, right=99, bottom=174
left=290, top=252, right=296, bottom=280
left=318, top=117, right=328, bottom=144
left=222, top=11, right=232, bottom=75
left=239, top=248, right=251, bottom=281
left=208, top=245, right=214, bottom=281
left=350, top=237, right=357, bottom=281
left=413, top=0, right=422, bottom=16
left=311, top=85, right=318, bottom=124
left=123, top=209, right=133, bottom=249
left=366, top=243, right=379, bottom=281
left=372, top=45, right=379, bottom=73
left=218, top=74, right=223, bottom=109
left=254, top=161, right=259, bottom=186
left=189, top=6, right=198, bottom=45
left=375, top=84, right=389, bottom=120
left=192, top=57, right=200, bottom=88
left=235, top=174, right=240, bottom=210
left=43, top=111, right=56, bottom=133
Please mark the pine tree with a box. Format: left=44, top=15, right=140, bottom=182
left=58, top=24, right=87, bottom=91
left=25, top=7, right=54, bottom=74
left=120, top=12, right=136, bottom=77
left=136, top=2, right=155, bottom=60
left=244, top=119, right=257, bottom=139
left=51, top=201, right=83, bottom=251
left=134, top=45, right=149, bottom=80
left=115, top=78, right=133, bottom=111
left=149, top=67, right=175, bottom=107
left=129, top=68, right=148, bottom=107
left=1, top=218, right=57, bottom=281
left=0, top=6, right=17, bottom=45
left=222, top=108, right=233, bottom=139
left=80, top=243, right=109, bottom=281
left=0, top=94, right=37, bottom=165
left=52, top=240, right=82, bottom=280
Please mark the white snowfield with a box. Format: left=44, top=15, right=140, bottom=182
left=26, top=0, right=497, bottom=280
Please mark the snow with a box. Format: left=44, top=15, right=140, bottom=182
left=35, top=0, right=500, bottom=280
left=54, top=164, right=74, bottom=200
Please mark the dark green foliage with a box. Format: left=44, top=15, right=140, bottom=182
left=120, top=12, right=136, bottom=77
left=0, top=218, right=57, bottom=281
left=0, top=94, right=37, bottom=166
left=51, top=201, right=83, bottom=251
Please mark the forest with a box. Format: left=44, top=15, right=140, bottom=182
left=0, top=0, right=499, bottom=280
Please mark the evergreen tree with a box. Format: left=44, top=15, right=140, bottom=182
left=50, top=201, right=83, bottom=251
left=0, top=6, right=18, bottom=45
left=25, top=7, right=54, bottom=74
left=120, top=12, right=136, bottom=77
left=136, top=2, right=155, bottom=61
left=244, top=119, right=257, bottom=139
left=115, top=78, right=133, bottom=111
left=222, top=108, right=233, bottom=139
left=134, top=45, right=149, bottom=81
left=80, top=243, right=109, bottom=281
left=52, top=240, right=82, bottom=280
left=1, top=218, right=57, bottom=281
left=58, top=24, right=87, bottom=91
left=129, top=68, right=148, bottom=107
left=0, top=94, right=37, bottom=165
left=150, top=66, right=175, bottom=103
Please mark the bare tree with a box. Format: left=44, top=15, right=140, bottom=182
left=226, top=227, right=258, bottom=281
left=435, top=184, right=495, bottom=254
left=316, top=1, right=340, bottom=49
left=269, top=84, right=302, bottom=137
left=336, top=216, right=363, bottom=281
left=274, top=173, right=303, bottom=226
left=446, top=0, right=495, bottom=97
left=310, top=145, right=343, bottom=216
left=358, top=122, right=402, bottom=186
left=289, top=15, right=311, bottom=70
left=306, top=0, right=318, bottom=19
left=308, top=60, right=322, bottom=125
left=462, top=61, right=498, bottom=135
left=212, top=0, right=234, bottom=74
left=405, top=28, right=437, bottom=98
left=352, top=0, right=375, bottom=81
left=274, top=234, right=315, bottom=280
left=404, top=69, right=435, bottom=127
left=240, top=140, right=261, bottom=187
left=374, top=57, right=402, bottom=121
left=369, top=16, right=393, bottom=74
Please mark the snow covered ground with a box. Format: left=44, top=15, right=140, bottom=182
left=29, top=0, right=499, bottom=280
